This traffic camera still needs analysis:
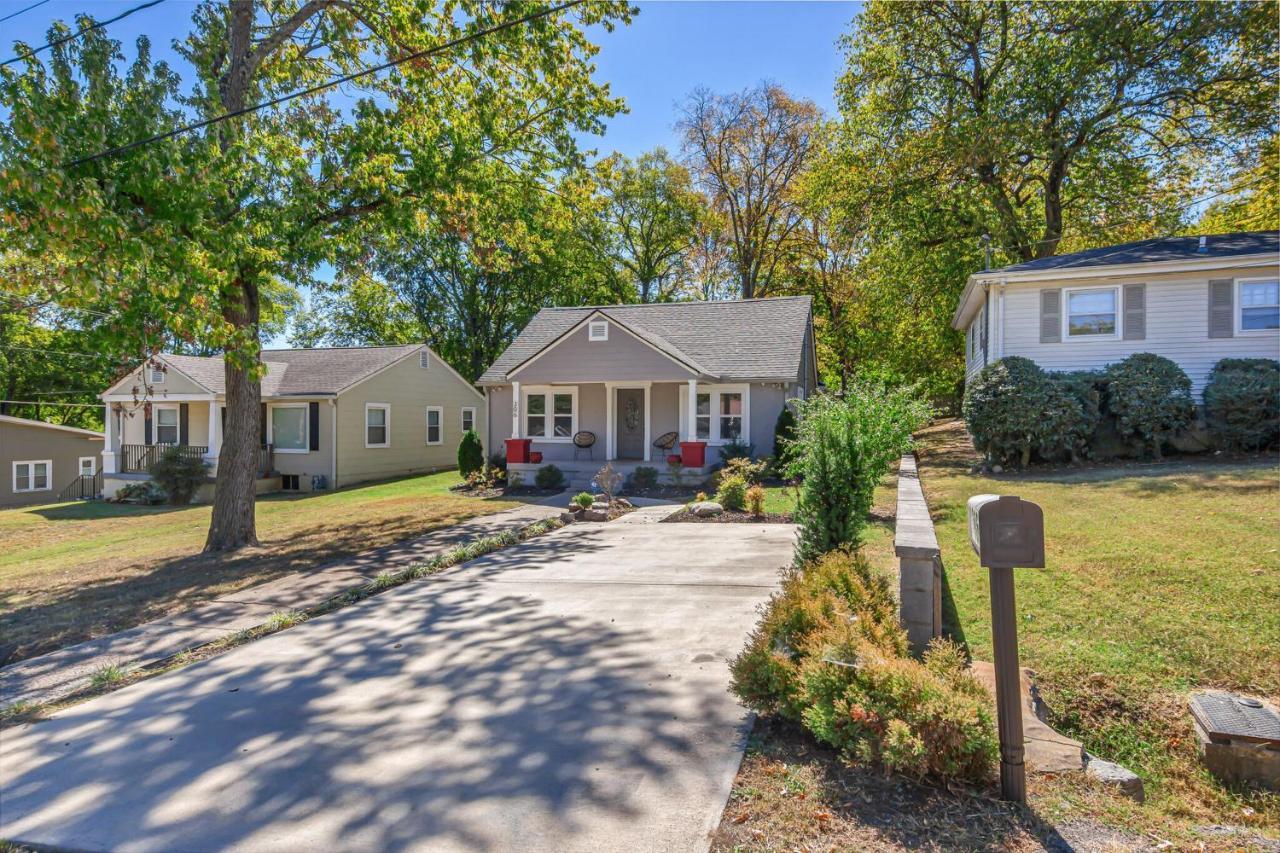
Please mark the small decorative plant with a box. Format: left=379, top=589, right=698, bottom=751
left=149, top=447, right=209, bottom=505
left=535, top=464, right=565, bottom=490
left=715, top=473, right=748, bottom=512
left=746, top=484, right=766, bottom=516
left=695, top=491, right=708, bottom=502
left=629, top=465, right=659, bottom=490
left=718, top=439, right=754, bottom=463
left=723, top=456, right=767, bottom=484
left=457, top=430, right=485, bottom=476
left=573, top=491, right=595, bottom=509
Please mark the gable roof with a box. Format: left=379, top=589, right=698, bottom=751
left=479, top=296, right=813, bottom=385
left=986, top=231, right=1278, bottom=275
left=954, top=230, right=1280, bottom=328
left=0, top=414, right=104, bottom=439
left=104, top=345, right=432, bottom=398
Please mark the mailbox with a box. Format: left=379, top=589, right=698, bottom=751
left=967, top=494, right=1045, bottom=569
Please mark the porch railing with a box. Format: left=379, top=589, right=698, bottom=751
left=120, top=444, right=209, bottom=473
left=118, top=443, right=274, bottom=475
left=57, top=470, right=103, bottom=502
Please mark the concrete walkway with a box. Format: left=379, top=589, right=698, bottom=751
left=1, top=518, right=795, bottom=852
left=0, top=501, right=564, bottom=709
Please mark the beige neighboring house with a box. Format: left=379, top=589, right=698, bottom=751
left=100, top=344, right=485, bottom=500
left=954, top=231, right=1280, bottom=395
left=0, top=414, right=104, bottom=508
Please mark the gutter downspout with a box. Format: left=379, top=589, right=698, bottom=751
left=330, top=399, right=338, bottom=490
left=997, top=279, right=1007, bottom=360
left=982, top=281, right=991, bottom=367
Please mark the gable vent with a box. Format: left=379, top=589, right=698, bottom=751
left=419, top=350, right=430, bottom=369
left=148, top=366, right=166, bottom=384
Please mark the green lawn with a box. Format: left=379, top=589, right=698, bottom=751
left=909, top=419, right=1280, bottom=836
left=0, top=472, right=518, bottom=662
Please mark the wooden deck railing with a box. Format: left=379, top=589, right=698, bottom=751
left=120, top=444, right=209, bottom=473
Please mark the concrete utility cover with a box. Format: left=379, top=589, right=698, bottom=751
left=0, top=519, right=795, bottom=853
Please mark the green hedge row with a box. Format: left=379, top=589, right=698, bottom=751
left=963, top=354, right=1277, bottom=466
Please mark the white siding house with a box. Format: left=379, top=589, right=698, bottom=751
left=955, top=232, right=1280, bottom=396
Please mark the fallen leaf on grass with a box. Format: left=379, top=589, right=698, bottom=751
left=732, top=811, right=750, bottom=824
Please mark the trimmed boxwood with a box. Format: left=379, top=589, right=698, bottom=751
left=962, top=357, right=1054, bottom=467
left=1040, top=370, right=1104, bottom=463
left=1204, top=357, right=1280, bottom=451
left=1104, top=353, right=1195, bottom=459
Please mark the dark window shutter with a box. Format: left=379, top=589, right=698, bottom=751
left=179, top=403, right=189, bottom=445
left=979, top=306, right=988, bottom=362
left=1040, top=289, right=1061, bottom=343
left=1122, top=283, right=1146, bottom=341
left=309, top=401, right=320, bottom=451
left=1208, top=279, right=1234, bottom=338
left=144, top=413, right=153, bottom=445
left=260, top=403, right=268, bottom=445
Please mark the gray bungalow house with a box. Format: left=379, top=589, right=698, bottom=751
left=479, top=296, right=817, bottom=487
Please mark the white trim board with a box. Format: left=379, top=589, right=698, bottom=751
left=506, top=310, right=710, bottom=381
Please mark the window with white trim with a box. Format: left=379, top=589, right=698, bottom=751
left=365, top=403, right=390, bottom=448
left=680, top=385, right=750, bottom=444
left=13, top=460, right=51, bottom=493
left=588, top=320, right=609, bottom=341
left=154, top=405, right=179, bottom=445
left=79, top=457, right=96, bottom=477
left=1065, top=287, right=1119, bottom=338
left=719, top=392, right=744, bottom=441
left=461, top=406, right=476, bottom=434
left=1239, top=278, right=1279, bottom=332
left=270, top=404, right=308, bottom=452
left=425, top=406, right=443, bottom=445
left=524, top=388, right=576, bottom=440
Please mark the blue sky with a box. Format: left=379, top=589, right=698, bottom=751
left=2, top=0, right=860, bottom=343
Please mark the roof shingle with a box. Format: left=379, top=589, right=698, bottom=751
left=163, top=344, right=424, bottom=396
left=479, top=296, right=813, bottom=384
left=987, top=231, right=1278, bottom=275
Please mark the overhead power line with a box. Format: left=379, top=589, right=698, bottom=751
left=63, top=0, right=584, bottom=168
left=0, top=399, right=103, bottom=408
left=0, top=0, right=167, bottom=68
left=0, top=0, right=51, bottom=25
left=0, top=344, right=109, bottom=359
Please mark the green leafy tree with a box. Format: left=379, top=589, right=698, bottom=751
left=1, top=0, right=631, bottom=550
left=591, top=148, right=704, bottom=303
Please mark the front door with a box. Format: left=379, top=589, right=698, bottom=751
left=616, top=388, right=645, bottom=459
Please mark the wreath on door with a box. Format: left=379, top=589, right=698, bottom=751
left=624, top=398, right=640, bottom=431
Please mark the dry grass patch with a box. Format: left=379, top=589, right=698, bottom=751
left=0, top=471, right=518, bottom=662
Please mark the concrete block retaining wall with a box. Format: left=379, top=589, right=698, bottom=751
left=894, top=453, right=941, bottom=655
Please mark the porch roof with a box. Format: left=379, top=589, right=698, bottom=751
left=479, top=296, right=812, bottom=385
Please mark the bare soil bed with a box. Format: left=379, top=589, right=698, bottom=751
left=662, top=509, right=793, bottom=524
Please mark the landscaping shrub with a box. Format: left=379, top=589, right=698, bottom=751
left=746, top=484, right=766, bottom=516
left=149, top=448, right=209, bottom=505
left=457, top=430, right=485, bottom=477
left=488, top=452, right=507, bottom=474
left=1044, top=370, right=1104, bottom=462
left=1204, top=357, right=1280, bottom=451
left=573, top=492, right=594, bottom=509
left=722, top=455, right=767, bottom=484
left=715, top=473, right=748, bottom=511
left=718, top=439, right=754, bottom=463
left=629, top=465, right=659, bottom=490
left=534, top=464, right=565, bottom=490
left=773, top=406, right=798, bottom=469
left=962, top=357, right=1052, bottom=467
left=1105, top=353, right=1195, bottom=459
left=730, top=549, right=906, bottom=721
left=800, top=637, right=997, bottom=783
left=592, top=462, right=622, bottom=502
left=792, top=385, right=928, bottom=562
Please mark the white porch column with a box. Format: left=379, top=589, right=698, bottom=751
left=204, top=401, right=221, bottom=471
left=643, top=384, right=651, bottom=461
left=102, top=403, right=117, bottom=474
left=511, top=381, right=521, bottom=439
left=686, top=380, right=698, bottom=442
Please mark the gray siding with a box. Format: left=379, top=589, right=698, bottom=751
left=1000, top=266, right=1280, bottom=395
left=510, top=323, right=698, bottom=384
left=1, top=421, right=103, bottom=507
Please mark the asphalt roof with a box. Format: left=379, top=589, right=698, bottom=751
left=986, top=231, right=1278, bottom=275
left=478, top=296, right=813, bottom=384
left=163, top=345, right=424, bottom=396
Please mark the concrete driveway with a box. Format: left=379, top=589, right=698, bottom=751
left=0, top=514, right=795, bottom=852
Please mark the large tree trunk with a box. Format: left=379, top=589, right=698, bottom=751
left=205, top=275, right=262, bottom=551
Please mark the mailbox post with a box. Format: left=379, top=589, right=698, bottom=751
left=967, top=494, right=1045, bottom=803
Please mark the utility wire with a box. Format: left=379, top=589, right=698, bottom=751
left=63, top=0, right=584, bottom=168
left=0, top=400, right=103, bottom=408
left=0, top=344, right=111, bottom=359
left=0, top=0, right=51, bottom=25
left=0, top=0, right=167, bottom=68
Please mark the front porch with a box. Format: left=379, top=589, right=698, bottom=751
left=507, top=457, right=710, bottom=491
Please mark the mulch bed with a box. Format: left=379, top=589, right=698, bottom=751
left=662, top=509, right=792, bottom=524
left=501, top=485, right=567, bottom=498
left=447, top=484, right=505, bottom=499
